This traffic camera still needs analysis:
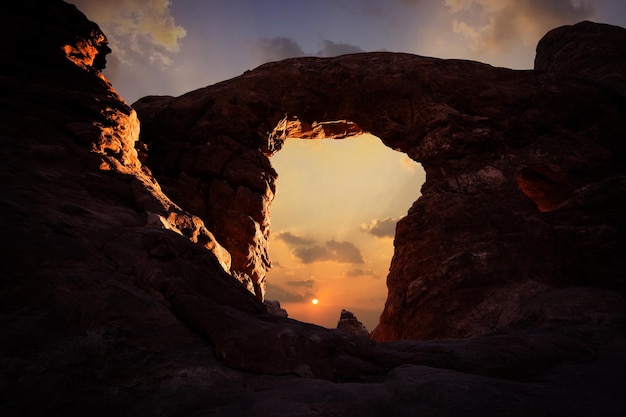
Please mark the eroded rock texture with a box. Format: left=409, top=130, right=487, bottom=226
left=535, top=20, right=626, bottom=96
left=136, top=27, right=626, bottom=341
left=1, top=2, right=626, bottom=416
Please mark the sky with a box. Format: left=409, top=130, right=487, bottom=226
left=71, top=0, right=626, bottom=330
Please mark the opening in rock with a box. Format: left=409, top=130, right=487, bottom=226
left=266, top=128, right=425, bottom=330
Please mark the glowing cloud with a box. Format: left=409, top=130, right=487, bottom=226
left=443, top=0, right=594, bottom=51
left=71, top=0, right=187, bottom=64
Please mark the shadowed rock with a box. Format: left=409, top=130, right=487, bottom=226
left=535, top=20, right=626, bottom=96
left=135, top=28, right=626, bottom=341
left=1, top=2, right=625, bottom=416
left=337, top=309, right=370, bottom=337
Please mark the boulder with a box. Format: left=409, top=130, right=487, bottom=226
left=535, top=20, right=626, bottom=96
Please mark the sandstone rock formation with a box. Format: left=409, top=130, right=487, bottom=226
left=337, top=309, right=370, bottom=337
left=1, top=2, right=626, bottom=416
left=135, top=26, right=626, bottom=341
left=535, top=20, right=626, bottom=96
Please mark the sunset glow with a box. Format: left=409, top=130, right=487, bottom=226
left=266, top=134, right=424, bottom=330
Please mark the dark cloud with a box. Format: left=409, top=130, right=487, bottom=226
left=326, top=240, right=365, bottom=263
left=277, top=231, right=365, bottom=264
left=291, top=240, right=365, bottom=264
left=257, top=36, right=305, bottom=63
left=360, top=217, right=399, bottom=238
left=265, top=283, right=315, bottom=303
left=291, top=245, right=334, bottom=264
left=287, top=279, right=316, bottom=288
left=344, top=268, right=378, bottom=278
left=275, top=231, right=315, bottom=246
left=316, top=40, right=365, bottom=57
left=256, top=36, right=363, bottom=63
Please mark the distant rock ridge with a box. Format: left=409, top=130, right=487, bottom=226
left=2, top=2, right=626, bottom=415
left=336, top=310, right=369, bottom=337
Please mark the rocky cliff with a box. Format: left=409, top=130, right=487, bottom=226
left=1, top=2, right=625, bottom=416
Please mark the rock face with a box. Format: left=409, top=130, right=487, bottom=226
left=1, top=2, right=626, bottom=416
left=135, top=26, right=626, bottom=341
left=535, top=20, right=626, bottom=96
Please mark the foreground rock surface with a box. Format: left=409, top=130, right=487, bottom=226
left=1, top=3, right=625, bottom=416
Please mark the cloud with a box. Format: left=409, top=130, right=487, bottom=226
left=360, top=217, right=399, bottom=238
left=291, top=240, right=365, bottom=264
left=71, top=0, right=186, bottom=65
left=291, top=245, right=332, bottom=264
left=277, top=231, right=365, bottom=264
left=275, top=231, right=315, bottom=246
left=443, top=0, right=595, bottom=52
left=316, top=40, right=364, bottom=57
left=326, top=240, right=366, bottom=263
left=256, top=37, right=364, bottom=64
left=287, top=279, right=316, bottom=288
left=344, top=268, right=379, bottom=278
left=265, top=283, right=315, bottom=303
left=257, top=36, right=305, bottom=63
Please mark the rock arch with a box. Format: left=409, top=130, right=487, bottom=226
left=135, top=52, right=626, bottom=340
left=7, top=3, right=626, bottom=411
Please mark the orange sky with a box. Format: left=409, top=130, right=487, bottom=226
left=266, top=134, right=425, bottom=330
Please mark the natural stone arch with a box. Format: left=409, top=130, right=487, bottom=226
left=8, top=3, right=626, bottom=411
left=135, top=52, right=626, bottom=340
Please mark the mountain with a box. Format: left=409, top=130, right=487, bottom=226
left=1, top=2, right=625, bottom=416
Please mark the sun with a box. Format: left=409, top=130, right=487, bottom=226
left=311, top=298, right=319, bottom=305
